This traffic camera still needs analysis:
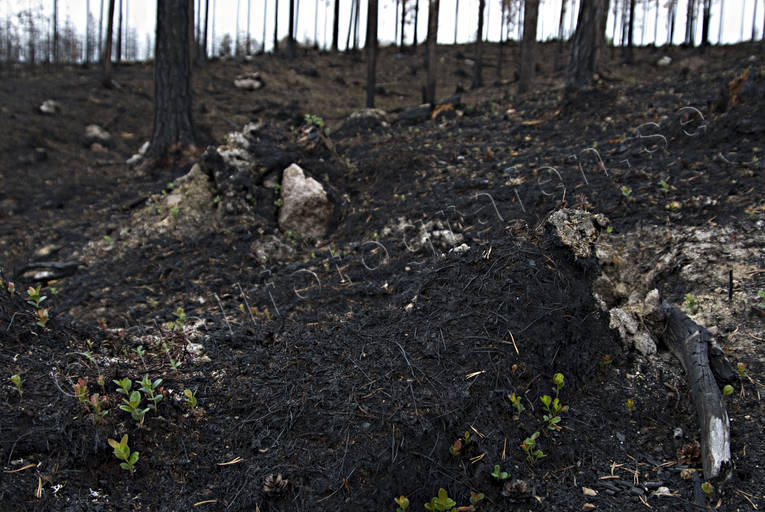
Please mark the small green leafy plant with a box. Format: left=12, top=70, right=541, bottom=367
left=540, top=395, right=563, bottom=430
left=139, top=374, right=163, bottom=411
left=393, top=495, right=409, bottom=511
left=758, top=290, right=765, bottom=309
left=600, top=354, right=612, bottom=367
left=684, top=293, right=697, bottom=311
left=108, top=434, right=139, bottom=474
left=10, top=374, right=22, bottom=398
left=509, top=392, right=525, bottom=418
left=722, top=384, right=734, bottom=396
left=469, top=492, right=486, bottom=505
left=521, top=432, right=546, bottom=465
left=26, top=285, right=46, bottom=308
left=114, top=377, right=132, bottom=396
left=491, top=464, right=509, bottom=480
left=183, top=388, right=198, bottom=409
left=658, top=179, right=669, bottom=192
left=625, top=398, right=636, bottom=413
left=737, top=362, right=748, bottom=379
left=620, top=185, right=632, bottom=200
left=552, top=372, right=564, bottom=396
left=304, top=113, right=325, bottom=128
left=424, top=488, right=456, bottom=511
left=701, top=481, right=713, bottom=495
left=120, top=390, right=150, bottom=425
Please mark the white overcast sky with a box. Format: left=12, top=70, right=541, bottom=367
left=3, top=0, right=760, bottom=58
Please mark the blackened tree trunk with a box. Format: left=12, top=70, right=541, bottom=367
left=98, top=0, right=104, bottom=60
left=471, top=0, right=485, bottom=88
left=366, top=0, right=378, bottom=107
left=752, top=0, right=758, bottom=40
left=400, top=0, right=407, bottom=48
left=454, top=0, right=459, bottom=43
left=102, top=0, right=115, bottom=86
left=700, top=0, right=711, bottom=46
left=667, top=0, right=676, bottom=45
left=116, top=0, right=122, bottom=63
left=565, top=0, right=603, bottom=91
left=518, top=0, right=539, bottom=93
left=86, top=0, right=91, bottom=64
left=53, top=0, right=58, bottom=64
left=684, top=0, right=696, bottom=46
left=353, top=0, right=361, bottom=49
left=147, top=0, right=195, bottom=158
left=424, top=0, right=439, bottom=105
left=246, top=0, right=251, bottom=54
left=345, top=0, right=355, bottom=50
left=203, top=0, right=210, bottom=58
left=332, top=0, right=339, bottom=50
left=274, top=0, right=279, bottom=51
left=262, top=0, right=267, bottom=51
left=412, top=0, right=419, bottom=48
left=288, top=0, right=296, bottom=58
left=554, top=0, right=567, bottom=69
left=623, top=0, right=634, bottom=62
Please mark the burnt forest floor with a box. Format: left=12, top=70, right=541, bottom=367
left=0, top=41, right=764, bottom=511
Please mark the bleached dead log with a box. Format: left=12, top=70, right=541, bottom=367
left=660, top=300, right=731, bottom=480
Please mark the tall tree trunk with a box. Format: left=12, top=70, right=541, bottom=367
left=413, top=0, right=419, bottom=48
left=353, top=0, right=360, bottom=49
left=288, top=0, right=297, bottom=57
left=366, top=0, right=378, bottom=107
left=212, top=0, right=216, bottom=55
left=623, top=0, right=634, bottom=62
left=395, top=0, right=399, bottom=46
left=103, top=0, right=115, bottom=86
left=518, top=0, right=539, bottom=93
left=717, top=0, right=724, bottom=43
left=331, top=0, right=339, bottom=50
left=346, top=0, right=354, bottom=50
left=641, top=0, right=647, bottom=44
left=124, top=0, right=129, bottom=61
left=497, top=1, right=505, bottom=78
left=203, top=0, right=210, bottom=58
left=600, top=0, right=610, bottom=47
left=667, top=0, right=676, bottom=45
left=274, top=0, right=279, bottom=51
left=98, top=0, right=104, bottom=61
left=454, top=0, right=459, bottom=43
left=752, top=0, right=759, bottom=40
left=314, top=0, right=319, bottom=48
left=235, top=0, right=240, bottom=55
left=116, top=0, right=122, bottom=63
left=262, top=0, right=267, bottom=51
left=424, top=0, right=440, bottom=105
left=400, top=0, right=407, bottom=48
left=701, top=0, right=711, bottom=46
left=653, top=0, right=659, bottom=44
left=566, top=0, right=604, bottom=91
left=147, top=0, right=195, bottom=158
left=555, top=0, right=567, bottom=69
left=472, top=0, right=485, bottom=88
left=86, top=0, right=91, bottom=64
left=685, top=0, right=695, bottom=45
left=246, top=0, right=251, bottom=53
left=53, top=0, right=58, bottom=64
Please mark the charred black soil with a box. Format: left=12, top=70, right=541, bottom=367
left=1, top=42, right=764, bottom=511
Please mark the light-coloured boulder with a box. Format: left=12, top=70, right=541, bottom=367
left=40, top=100, right=61, bottom=114
left=234, top=72, right=265, bottom=90
left=277, top=164, right=333, bottom=239
left=657, top=56, right=672, bottom=67
left=84, top=124, right=113, bottom=148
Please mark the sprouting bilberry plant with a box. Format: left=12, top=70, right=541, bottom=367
left=684, top=293, right=697, bottom=311
left=304, top=113, right=325, bottom=128
left=120, top=390, right=150, bottom=425
left=625, top=398, right=636, bottom=413
left=469, top=492, right=486, bottom=505
left=620, top=185, right=632, bottom=200
left=394, top=495, right=410, bottom=512
left=600, top=354, right=612, bottom=367
left=139, top=374, right=163, bottom=411
left=108, top=434, right=139, bottom=474
left=449, top=431, right=471, bottom=456
left=658, top=179, right=669, bottom=192
left=521, top=431, right=546, bottom=464
left=183, top=388, right=198, bottom=409
left=509, top=392, right=525, bottom=418
left=491, top=464, right=510, bottom=480
left=114, top=377, right=132, bottom=396
left=88, top=393, right=109, bottom=424
left=424, top=488, right=456, bottom=511
left=26, top=285, right=46, bottom=308
left=540, top=395, right=563, bottom=430
left=10, top=374, right=22, bottom=398
left=552, top=372, right=564, bottom=396
left=722, top=384, right=734, bottom=396
left=758, top=290, right=765, bottom=309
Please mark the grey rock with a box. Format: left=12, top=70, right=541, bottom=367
left=278, top=164, right=333, bottom=240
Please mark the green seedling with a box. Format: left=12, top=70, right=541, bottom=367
left=10, top=374, right=22, bottom=398
left=509, top=392, right=525, bottom=418
left=108, top=434, right=139, bottom=474
left=424, top=488, right=456, bottom=511
left=139, top=374, right=163, bottom=411
left=7, top=281, right=15, bottom=294
left=119, top=390, right=150, bottom=425
left=114, top=377, right=132, bottom=396
left=758, top=290, right=765, bottom=309
left=625, top=398, right=636, bottom=413
left=26, top=285, right=46, bottom=308
left=701, top=481, right=713, bottom=495
left=658, top=179, right=669, bottom=192
left=274, top=198, right=283, bottom=207
left=722, top=384, right=734, bottom=396
left=491, top=464, right=510, bottom=480
left=173, top=307, right=187, bottom=327
left=469, top=492, right=486, bottom=505
left=169, top=359, right=182, bottom=371
left=600, top=354, right=612, bottom=367
left=552, top=372, right=565, bottom=395
left=540, top=395, right=563, bottom=430
left=737, top=362, right=747, bottom=378
left=620, top=185, right=632, bottom=200
left=394, top=495, right=409, bottom=511
left=304, top=113, right=325, bottom=128
left=183, top=388, right=198, bottom=409
left=684, top=293, right=697, bottom=311
left=73, top=377, right=89, bottom=405
left=521, top=432, right=546, bottom=464
left=104, top=235, right=114, bottom=244
left=35, top=307, right=50, bottom=328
